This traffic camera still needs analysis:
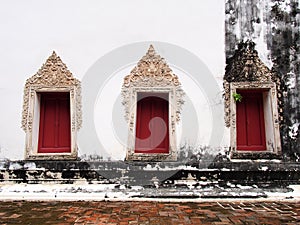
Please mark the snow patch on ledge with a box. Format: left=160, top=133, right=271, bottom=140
left=0, top=183, right=299, bottom=202
left=142, top=165, right=218, bottom=171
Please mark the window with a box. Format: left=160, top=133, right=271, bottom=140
left=22, top=52, right=82, bottom=160
left=223, top=41, right=282, bottom=159
left=37, top=92, right=71, bottom=154
left=236, top=90, right=266, bottom=151
left=121, top=45, right=184, bottom=161
left=135, top=93, right=169, bottom=154
left=229, top=83, right=281, bottom=158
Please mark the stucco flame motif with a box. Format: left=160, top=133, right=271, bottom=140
left=121, top=45, right=185, bottom=123
left=123, top=45, right=181, bottom=88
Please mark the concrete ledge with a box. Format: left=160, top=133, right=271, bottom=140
left=0, top=160, right=299, bottom=188
left=0, top=183, right=299, bottom=201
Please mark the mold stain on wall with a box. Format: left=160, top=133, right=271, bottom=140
left=225, top=0, right=300, bottom=161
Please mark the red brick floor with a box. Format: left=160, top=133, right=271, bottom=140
left=0, top=200, right=299, bottom=224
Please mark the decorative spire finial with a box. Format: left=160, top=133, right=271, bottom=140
left=147, top=44, right=156, bottom=57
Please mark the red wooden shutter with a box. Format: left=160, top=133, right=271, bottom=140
left=135, top=94, right=169, bottom=153
left=38, top=92, right=71, bottom=153
left=236, top=91, right=266, bottom=151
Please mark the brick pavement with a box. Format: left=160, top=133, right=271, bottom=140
left=0, top=200, right=299, bottom=225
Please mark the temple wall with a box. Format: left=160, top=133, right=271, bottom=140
left=0, top=1, right=226, bottom=160
left=0, top=0, right=298, bottom=162
left=225, top=0, right=299, bottom=160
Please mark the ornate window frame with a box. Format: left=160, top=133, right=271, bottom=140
left=121, top=45, right=184, bottom=161
left=22, top=52, right=82, bottom=160
left=229, top=82, right=281, bottom=158
left=223, top=41, right=283, bottom=159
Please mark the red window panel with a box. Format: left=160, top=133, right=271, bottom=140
left=236, top=91, right=266, bottom=151
left=38, top=92, right=71, bottom=153
left=135, top=94, right=169, bottom=154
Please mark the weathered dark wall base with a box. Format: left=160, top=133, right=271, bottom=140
left=1, top=160, right=299, bottom=188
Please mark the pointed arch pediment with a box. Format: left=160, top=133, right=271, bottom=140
left=25, top=51, right=80, bottom=87
left=123, top=45, right=181, bottom=88
left=224, top=41, right=277, bottom=83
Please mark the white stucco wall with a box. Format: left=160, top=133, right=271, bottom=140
left=0, top=0, right=226, bottom=160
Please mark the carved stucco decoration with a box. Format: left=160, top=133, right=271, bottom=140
left=22, top=51, right=82, bottom=131
left=223, top=40, right=283, bottom=127
left=121, top=45, right=185, bottom=161
left=21, top=51, right=82, bottom=160
left=121, top=45, right=185, bottom=123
